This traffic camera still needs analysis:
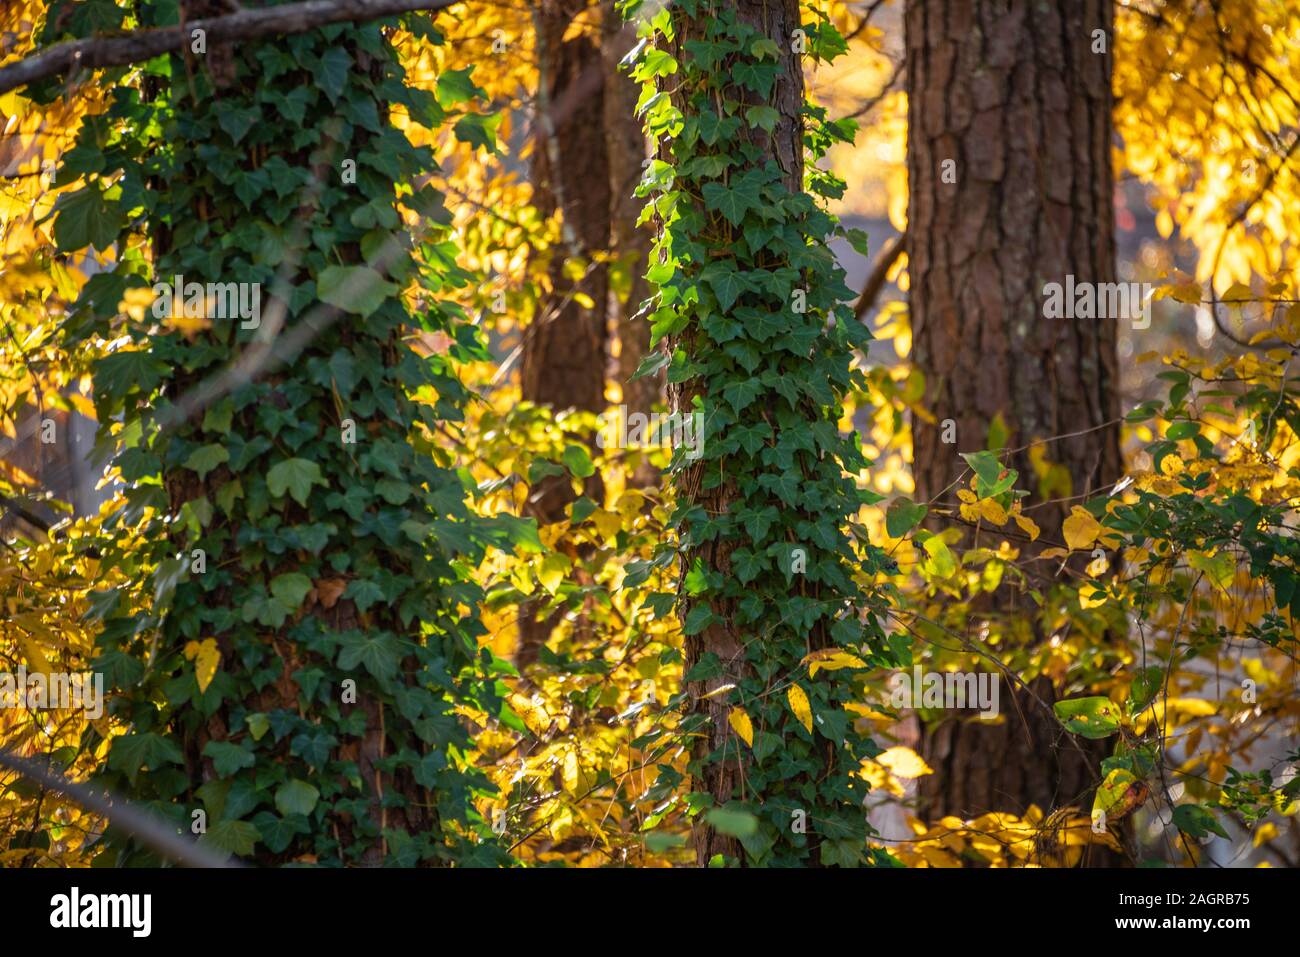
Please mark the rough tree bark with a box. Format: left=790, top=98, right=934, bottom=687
left=516, top=1, right=612, bottom=667
left=601, top=0, right=657, bottom=424
left=905, top=0, right=1124, bottom=847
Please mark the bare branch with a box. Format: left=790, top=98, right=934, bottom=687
left=0, top=0, right=462, bottom=96
left=0, top=746, right=238, bottom=867
left=853, top=227, right=907, bottom=322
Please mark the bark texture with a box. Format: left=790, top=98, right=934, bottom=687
left=516, top=1, right=612, bottom=667
left=602, top=0, right=658, bottom=425
left=905, top=0, right=1124, bottom=844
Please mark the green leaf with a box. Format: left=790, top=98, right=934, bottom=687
left=317, top=265, right=397, bottom=318
left=274, top=779, right=321, bottom=817
left=344, top=579, right=385, bottom=612
left=337, top=631, right=404, bottom=680
left=95, top=350, right=166, bottom=398
left=267, top=458, right=326, bottom=506
left=630, top=350, right=669, bottom=382
left=744, top=104, right=780, bottom=132
left=199, top=820, right=260, bottom=857
left=920, top=534, right=956, bottom=578
left=562, top=443, right=595, bottom=478
left=375, top=478, right=412, bottom=505
left=635, top=47, right=678, bottom=80
left=702, top=179, right=761, bottom=227
left=722, top=376, right=764, bottom=413
left=960, top=450, right=1003, bottom=487
left=701, top=262, right=746, bottom=311
left=435, top=67, right=483, bottom=108
left=52, top=186, right=122, bottom=253
left=885, top=498, right=927, bottom=538
left=1171, top=804, right=1229, bottom=840
left=316, top=47, right=351, bottom=102
left=216, top=104, right=260, bottom=145
left=251, top=812, right=302, bottom=854
left=1166, top=421, right=1201, bottom=441
left=185, top=444, right=230, bottom=480
left=683, top=603, right=716, bottom=636
left=1053, top=696, right=1122, bottom=739
left=107, top=733, right=184, bottom=783
left=203, top=740, right=257, bottom=777
left=452, top=112, right=503, bottom=153
left=705, top=806, right=758, bottom=838
left=270, top=572, right=312, bottom=611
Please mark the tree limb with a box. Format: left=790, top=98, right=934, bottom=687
left=0, top=0, right=462, bottom=96
left=0, top=746, right=237, bottom=867
left=853, top=226, right=907, bottom=322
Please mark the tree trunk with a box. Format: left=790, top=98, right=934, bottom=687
left=523, top=1, right=611, bottom=431
left=905, top=0, right=1123, bottom=846
left=601, top=0, right=657, bottom=426
left=91, top=2, right=504, bottom=866
left=660, top=0, right=873, bottom=868
left=515, top=1, right=612, bottom=668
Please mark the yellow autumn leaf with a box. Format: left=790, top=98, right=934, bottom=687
left=537, top=552, right=571, bottom=595
left=1013, top=511, right=1040, bottom=541
left=801, top=648, right=867, bottom=677
left=786, top=684, right=813, bottom=733
left=1079, top=588, right=1109, bottom=610
left=590, top=509, right=623, bottom=541
left=877, top=746, right=933, bottom=779
left=1062, top=506, right=1102, bottom=551
left=728, top=707, right=754, bottom=747
left=977, top=497, right=1008, bottom=525
left=183, top=638, right=220, bottom=693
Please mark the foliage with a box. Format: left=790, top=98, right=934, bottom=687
left=42, top=4, right=519, bottom=865
left=1, top=0, right=1299, bottom=871
left=624, top=0, right=901, bottom=866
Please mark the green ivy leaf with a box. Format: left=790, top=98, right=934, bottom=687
left=275, top=779, right=321, bottom=817
left=52, top=186, right=122, bottom=253
left=267, top=458, right=327, bottom=506
left=270, top=572, right=313, bottom=611
left=185, top=444, right=230, bottom=480
left=317, top=265, right=397, bottom=318
left=199, top=820, right=260, bottom=857
left=1171, top=803, right=1229, bottom=840
left=203, top=740, right=257, bottom=777
left=316, top=47, right=351, bottom=102
left=702, top=179, right=761, bottom=228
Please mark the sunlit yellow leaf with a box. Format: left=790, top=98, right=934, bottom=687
left=786, top=684, right=813, bottom=733
left=1062, top=506, right=1101, bottom=551
left=183, top=638, right=220, bottom=693
left=877, top=746, right=932, bottom=779
left=728, top=707, right=754, bottom=747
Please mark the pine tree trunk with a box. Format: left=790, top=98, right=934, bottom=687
left=602, top=0, right=657, bottom=424
left=516, top=1, right=612, bottom=667
left=905, top=0, right=1123, bottom=847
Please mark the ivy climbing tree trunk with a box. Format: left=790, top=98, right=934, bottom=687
left=69, top=4, right=508, bottom=866
left=638, top=0, right=895, bottom=867
left=904, top=0, right=1123, bottom=839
